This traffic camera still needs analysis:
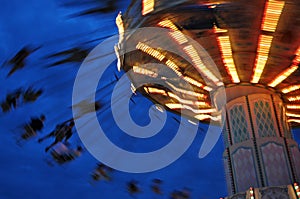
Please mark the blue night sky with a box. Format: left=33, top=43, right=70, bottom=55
left=0, top=1, right=299, bottom=199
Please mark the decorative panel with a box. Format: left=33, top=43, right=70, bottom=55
left=231, top=147, right=258, bottom=192
left=260, top=142, right=291, bottom=186
left=229, top=105, right=250, bottom=144
left=248, top=94, right=280, bottom=138
left=290, top=145, right=300, bottom=182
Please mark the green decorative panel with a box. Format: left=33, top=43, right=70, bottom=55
left=229, top=105, right=249, bottom=143
left=254, top=101, right=276, bottom=138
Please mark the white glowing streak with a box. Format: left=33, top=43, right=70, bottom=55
left=286, top=113, right=300, bottom=118
left=282, top=85, right=300, bottom=94
left=288, top=119, right=300, bottom=123
left=287, top=105, right=300, bottom=109
left=165, top=103, right=214, bottom=114
left=115, top=12, right=124, bottom=43
left=287, top=95, right=300, bottom=102
left=167, top=93, right=208, bottom=106
left=166, top=82, right=206, bottom=98
left=132, top=66, right=158, bottom=78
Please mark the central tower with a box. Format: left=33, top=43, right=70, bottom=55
left=214, top=85, right=300, bottom=196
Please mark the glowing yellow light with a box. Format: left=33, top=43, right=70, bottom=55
left=288, top=119, right=300, bottom=123
left=166, top=82, right=207, bottom=99
left=286, top=113, right=300, bottom=118
left=145, top=87, right=167, bottom=96
left=261, top=0, right=285, bottom=32
left=287, top=95, right=300, bottom=102
left=132, top=66, right=158, bottom=78
left=183, top=45, right=223, bottom=86
left=158, top=19, right=188, bottom=45
left=268, top=65, right=299, bottom=87
left=282, top=85, right=300, bottom=94
left=194, top=114, right=221, bottom=121
left=183, top=76, right=212, bottom=91
left=165, top=60, right=182, bottom=76
left=294, top=47, right=300, bottom=63
left=287, top=104, right=300, bottom=109
left=142, top=0, right=154, bottom=16
left=213, top=25, right=227, bottom=33
left=164, top=60, right=212, bottom=91
left=115, top=12, right=125, bottom=44
left=167, top=93, right=208, bottom=107
left=166, top=103, right=213, bottom=114
left=251, top=35, right=273, bottom=83
left=158, top=19, right=178, bottom=31
left=136, top=42, right=165, bottom=61
left=217, top=36, right=240, bottom=83
left=169, top=31, right=188, bottom=45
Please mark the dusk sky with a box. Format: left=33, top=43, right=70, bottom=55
left=0, top=1, right=299, bottom=199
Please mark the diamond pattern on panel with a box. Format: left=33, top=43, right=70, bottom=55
left=261, top=142, right=291, bottom=186
left=290, top=146, right=300, bottom=181
left=232, top=148, right=258, bottom=192
left=254, top=101, right=276, bottom=138
left=229, top=105, right=249, bottom=144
